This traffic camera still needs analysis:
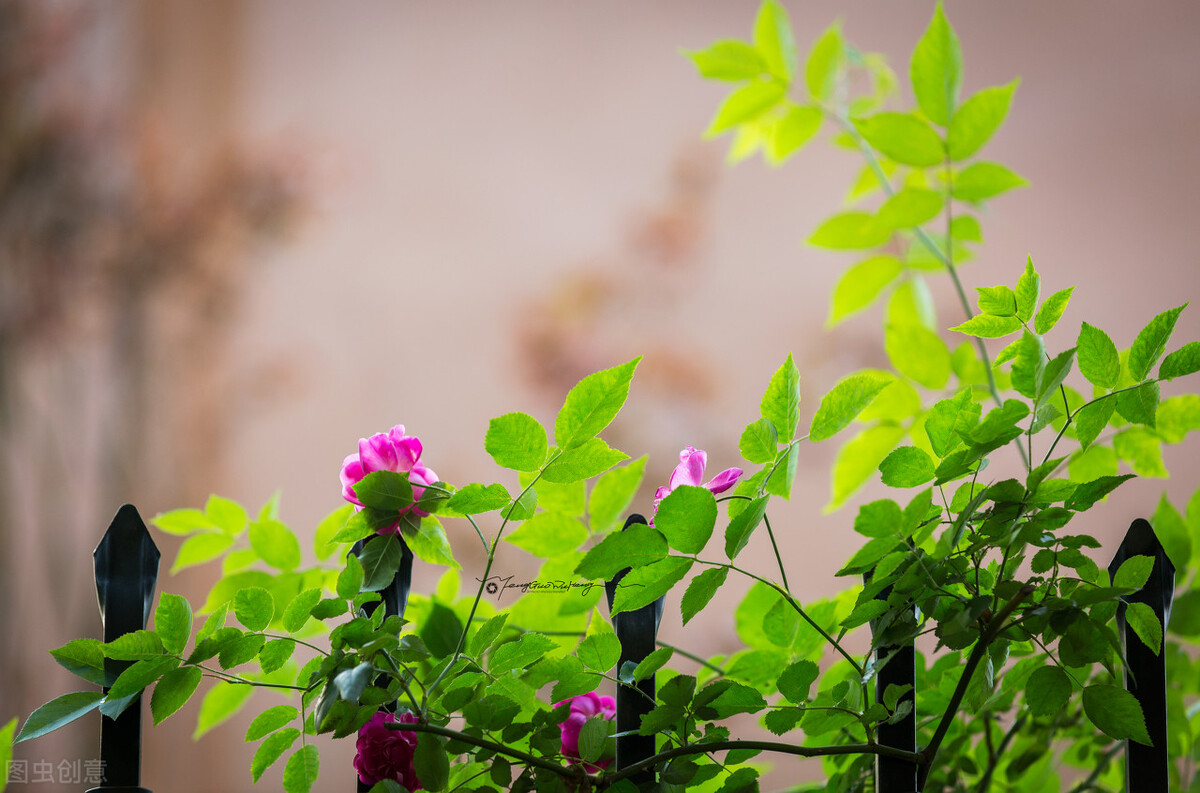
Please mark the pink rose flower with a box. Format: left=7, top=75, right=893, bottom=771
left=340, top=425, right=439, bottom=535
left=555, top=692, right=616, bottom=773
left=354, top=711, right=421, bottom=790
left=651, top=446, right=742, bottom=523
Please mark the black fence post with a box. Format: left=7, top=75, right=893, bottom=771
left=865, top=576, right=917, bottom=793
left=1107, top=518, right=1174, bottom=793
left=351, top=533, right=414, bottom=793
left=605, top=514, right=663, bottom=791
left=89, top=504, right=160, bottom=793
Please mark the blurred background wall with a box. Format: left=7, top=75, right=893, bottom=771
left=3, top=1, right=1200, bottom=791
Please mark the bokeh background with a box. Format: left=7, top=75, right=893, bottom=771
left=4, top=1, right=1200, bottom=790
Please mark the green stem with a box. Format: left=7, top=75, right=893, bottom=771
left=387, top=720, right=577, bottom=779
left=762, top=513, right=791, bottom=593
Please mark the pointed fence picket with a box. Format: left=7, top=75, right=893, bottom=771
left=79, top=508, right=1177, bottom=792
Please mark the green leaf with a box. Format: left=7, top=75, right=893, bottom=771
left=554, top=358, right=640, bottom=450
left=970, top=399, right=1030, bottom=444
left=1129, top=303, right=1189, bottom=381
left=489, top=632, right=558, bottom=676
left=578, top=716, right=609, bottom=764
left=853, top=112, right=944, bottom=167
left=172, top=532, right=235, bottom=573
left=767, top=105, right=822, bottom=164
left=829, top=256, right=902, bottom=325
left=1082, top=685, right=1151, bottom=745
left=1034, top=287, right=1074, bottom=334
left=725, top=495, right=768, bottom=559
left=976, top=285, right=1017, bottom=317
left=910, top=4, right=962, bottom=126
left=656, top=486, right=718, bottom=555
left=754, top=0, right=797, bottom=80
left=576, top=523, right=667, bottom=579
left=1025, top=666, right=1071, bottom=717
left=1066, top=474, right=1136, bottom=511
left=808, top=211, right=891, bottom=250
left=1037, top=347, right=1076, bottom=403
left=468, top=613, right=509, bottom=658
left=150, top=666, right=202, bottom=725
left=761, top=353, right=801, bottom=439
left=357, top=535, right=405, bottom=591
left=577, top=632, right=621, bottom=672
left=1158, top=341, right=1200, bottom=381
left=542, top=437, right=628, bottom=484
left=484, top=412, right=548, bottom=472
left=205, top=495, right=248, bottom=535
left=706, top=81, right=787, bottom=135
left=925, top=390, right=980, bottom=458
left=879, top=446, right=936, bottom=488
left=631, top=647, right=674, bottom=682
left=1113, top=555, right=1154, bottom=590
left=947, top=81, right=1018, bottom=160
left=330, top=509, right=393, bottom=544
left=414, top=734, right=450, bottom=793
left=1075, top=397, right=1116, bottom=450
left=1114, top=428, right=1167, bottom=478
left=1125, top=601, right=1162, bottom=655
left=687, top=40, right=766, bottom=81
left=401, top=517, right=460, bottom=568
left=102, top=629, right=164, bottom=660
left=50, top=639, right=108, bottom=687
left=505, top=511, right=588, bottom=558
left=447, top=483, right=511, bottom=515
left=282, top=588, right=322, bottom=633
left=886, top=323, right=950, bottom=389
left=0, top=717, right=14, bottom=789
left=1116, top=381, right=1159, bottom=428
left=352, top=471, right=414, bottom=513
left=681, top=567, right=729, bottom=626
left=738, top=418, right=778, bottom=465
left=587, top=456, right=647, bottom=534
left=777, top=660, right=819, bottom=704
left=15, top=691, right=105, bottom=743
left=153, top=508, right=214, bottom=536
left=154, top=593, right=193, bottom=655
left=764, top=444, right=798, bottom=499
left=283, top=744, right=320, bottom=793
left=248, top=520, right=302, bottom=571
left=951, top=162, right=1027, bottom=202
left=949, top=314, right=1021, bottom=339
left=1015, top=257, right=1040, bottom=322
left=805, top=22, right=843, bottom=100
left=234, top=587, right=275, bottom=632
left=252, top=728, right=300, bottom=782
left=828, top=424, right=907, bottom=510
left=1077, top=322, right=1120, bottom=389
left=611, top=557, right=694, bottom=615
left=809, top=371, right=894, bottom=442
left=875, top=188, right=944, bottom=230
left=258, top=639, right=294, bottom=674
left=246, top=705, right=299, bottom=742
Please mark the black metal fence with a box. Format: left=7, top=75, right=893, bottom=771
left=84, top=507, right=1174, bottom=792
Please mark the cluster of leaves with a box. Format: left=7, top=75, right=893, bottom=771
left=10, top=4, right=1200, bottom=793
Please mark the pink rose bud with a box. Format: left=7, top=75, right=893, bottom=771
left=555, top=692, right=617, bottom=773
left=340, top=424, right=439, bottom=535
left=651, top=445, right=742, bottom=524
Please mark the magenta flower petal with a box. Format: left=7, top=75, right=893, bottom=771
left=668, top=446, right=707, bottom=489
left=703, top=467, right=743, bottom=495
left=359, top=433, right=399, bottom=474
left=554, top=692, right=617, bottom=773
left=341, top=426, right=437, bottom=534
left=354, top=711, right=421, bottom=790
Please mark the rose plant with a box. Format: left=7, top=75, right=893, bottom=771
left=9, top=3, right=1200, bottom=793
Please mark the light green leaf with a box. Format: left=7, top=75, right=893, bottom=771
left=447, top=483, right=511, bottom=515
left=655, top=486, right=718, bottom=555
left=1114, top=428, right=1167, bottom=478
left=808, top=211, right=891, bottom=250
left=587, top=456, right=647, bottom=534
left=1069, top=445, right=1118, bottom=482
left=0, top=717, right=15, bottom=789
left=809, top=371, right=894, bottom=442
left=401, top=517, right=460, bottom=569
left=1015, top=257, right=1040, bottom=323
left=577, top=632, right=621, bottom=672
left=282, top=744, right=320, bottom=793
left=252, top=728, right=300, bottom=782
left=1025, top=666, right=1071, bottom=717
left=879, top=447, right=936, bottom=488
left=725, top=495, right=768, bottom=559
left=828, top=425, right=907, bottom=510
left=554, top=358, right=640, bottom=450
left=312, top=504, right=352, bottom=561
left=1156, top=394, right=1200, bottom=443
left=611, top=556, right=694, bottom=615
left=976, top=285, right=1017, bottom=317
left=505, top=512, right=588, bottom=558
left=542, top=437, right=628, bottom=484
left=1116, top=381, right=1159, bottom=428
left=1125, top=601, right=1162, bottom=655
left=155, top=593, right=193, bottom=655
left=681, top=567, right=729, bottom=626
left=246, top=705, right=299, bottom=742
left=258, top=639, right=294, bottom=674
left=778, top=660, right=820, bottom=704
left=764, top=443, right=799, bottom=499
left=102, top=629, right=164, bottom=661
left=738, top=418, right=778, bottom=464
left=853, top=112, right=944, bottom=167
left=829, top=256, right=902, bottom=325
left=805, top=22, right=843, bottom=101
left=925, top=390, right=980, bottom=458
left=205, top=495, right=247, bottom=536
left=337, top=554, right=364, bottom=600
left=706, top=80, right=787, bottom=136
left=949, top=314, right=1021, bottom=339
left=1034, top=287, right=1074, bottom=334
left=1077, top=322, right=1120, bottom=389
left=282, top=588, right=322, bottom=633
left=631, top=647, right=674, bottom=682
left=910, top=4, right=963, bottom=126
left=761, top=353, right=801, bottom=439
left=172, top=532, right=235, bottom=573
left=468, top=613, right=509, bottom=658
left=152, top=508, right=215, bottom=536
left=754, top=0, right=797, bottom=80
left=1113, top=555, right=1155, bottom=591
left=1159, top=341, right=1200, bottom=381
left=687, top=40, right=766, bottom=81
left=1129, top=303, right=1188, bottom=381
left=947, top=81, right=1018, bottom=160
left=970, top=399, right=1030, bottom=444
left=1075, top=397, right=1116, bottom=450
left=234, top=587, right=275, bottom=632
left=888, top=278, right=937, bottom=330
left=150, top=666, right=202, bottom=725
left=1082, top=685, right=1151, bottom=745
left=951, top=162, right=1027, bottom=202
left=194, top=680, right=254, bottom=738
left=50, top=638, right=108, bottom=687
left=886, top=323, right=950, bottom=389
left=877, top=189, right=944, bottom=232
left=15, top=691, right=105, bottom=743
left=767, top=104, right=822, bottom=164
left=248, top=520, right=302, bottom=572
left=485, top=412, right=548, bottom=472
left=489, top=632, right=558, bottom=676
left=576, top=523, right=668, bottom=580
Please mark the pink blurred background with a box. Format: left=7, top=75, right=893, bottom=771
left=4, top=1, right=1200, bottom=790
